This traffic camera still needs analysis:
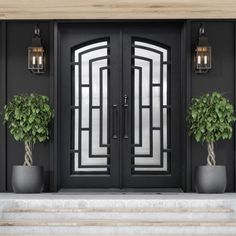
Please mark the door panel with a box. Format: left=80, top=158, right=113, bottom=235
left=60, top=24, right=121, bottom=188
left=122, top=23, right=181, bottom=188
left=59, top=23, right=181, bottom=189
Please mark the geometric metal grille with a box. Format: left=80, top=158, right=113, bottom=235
left=71, top=38, right=110, bottom=175
left=131, top=38, right=171, bottom=174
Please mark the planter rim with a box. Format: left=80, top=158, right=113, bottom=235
left=197, top=165, right=225, bottom=168
left=12, top=165, right=43, bottom=168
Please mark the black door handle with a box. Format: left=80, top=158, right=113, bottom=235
left=123, top=94, right=128, bottom=139
left=112, top=104, right=118, bottom=139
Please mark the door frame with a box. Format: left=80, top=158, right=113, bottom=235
left=51, top=20, right=191, bottom=192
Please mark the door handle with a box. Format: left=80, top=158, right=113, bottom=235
left=123, top=94, right=128, bottom=139
left=112, top=104, right=118, bottom=139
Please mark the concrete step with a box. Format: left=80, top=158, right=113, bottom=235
left=2, top=207, right=234, bottom=221
left=1, top=193, right=236, bottom=213
left=1, top=193, right=236, bottom=234
left=1, top=219, right=236, bottom=234
left=0, top=233, right=234, bottom=236
left=0, top=235, right=235, bottom=236
left=4, top=207, right=233, bottom=213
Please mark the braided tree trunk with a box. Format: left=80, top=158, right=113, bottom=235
left=24, top=142, right=33, bottom=166
left=207, top=141, right=216, bottom=166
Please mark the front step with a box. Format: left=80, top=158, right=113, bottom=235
left=2, top=207, right=234, bottom=220
left=1, top=219, right=236, bottom=234
left=1, top=193, right=236, bottom=234
left=5, top=207, right=233, bottom=212
left=0, top=235, right=235, bottom=236
left=2, top=219, right=236, bottom=226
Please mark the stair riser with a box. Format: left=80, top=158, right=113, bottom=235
left=1, top=199, right=236, bottom=211
left=1, top=226, right=236, bottom=234
left=2, top=212, right=234, bottom=221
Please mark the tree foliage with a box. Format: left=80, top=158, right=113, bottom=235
left=3, top=93, right=54, bottom=144
left=187, top=92, right=236, bottom=143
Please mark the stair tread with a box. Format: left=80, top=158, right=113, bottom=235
left=0, top=234, right=234, bottom=236
left=1, top=219, right=236, bottom=227
left=0, top=235, right=235, bottom=236
left=3, top=207, right=233, bottom=213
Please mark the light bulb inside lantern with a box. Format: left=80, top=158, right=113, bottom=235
left=39, top=56, right=42, bottom=65
left=197, top=55, right=201, bottom=64
left=32, top=56, right=36, bottom=65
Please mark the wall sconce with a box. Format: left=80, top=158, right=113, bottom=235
left=28, top=24, right=45, bottom=74
left=194, top=24, right=212, bottom=74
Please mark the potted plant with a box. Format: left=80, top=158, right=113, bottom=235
left=3, top=93, right=54, bottom=193
left=187, top=92, right=236, bottom=193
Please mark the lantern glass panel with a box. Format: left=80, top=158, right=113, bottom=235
left=28, top=46, right=45, bottom=71
left=195, top=46, right=211, bottom=71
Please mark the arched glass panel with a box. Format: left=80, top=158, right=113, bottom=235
left=71, top=39, right=110, bottom=174
left=132, top=38, right=170, bottom=173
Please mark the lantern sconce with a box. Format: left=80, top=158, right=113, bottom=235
left=194, top=24, right=212, bottom=74
left=28, top=24, right=45, bottom=74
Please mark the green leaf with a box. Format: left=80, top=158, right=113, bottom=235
left=38, top=127, right=44, bottom=133
left=3, top=93, right=54, bottom=145
left=186, top=92, right=236, bottom=143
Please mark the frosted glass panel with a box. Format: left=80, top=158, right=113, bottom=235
left=135, top=152, right=168, bottom=171
left=135, top=48, right=161, bottom=84
left=92, top=109, right=107, bottom=155
left=81, top=87, right=89, bottom=128
left=135, top=41, right=168, bottom=61
left=135, top=109, right=150, bottom=155
left=74, top=153, right=107, bottom=172
left=134, top=69, right=140, bottom=144
left=74, top=41, right=107, bottom=63
left=80, top=48, right=108, bottom=85
left=74, top=109, right=79, bottom=150
left=163, top=64, right=168, bottom=106
left=135, top=130, right=161, bottom=165
left=74, top=65, right=79, bottom=106
left=72, top=39, right=109, bottom=173
left=74, top=131, right=107, bottom=172
left=135, top=58, right=149, bottom=106
left=133, top=39, right=169, bottom=173
left=163, top=108, right=168, bottom=150
left=152, top=87, right=160, bottom=127
left=102, top=69, right=108, bottom=145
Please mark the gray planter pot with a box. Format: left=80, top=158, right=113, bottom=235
left=195, top=165, right=226, bottom=193
left=12, top=165, right=44, bottom=193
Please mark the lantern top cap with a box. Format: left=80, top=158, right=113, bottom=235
left=198, top=23, right=210, bottom=47
left=34, top=24, right=41, bottom=38
left=30, top=24, right=43, bottom=47
left=199, top=24, right=205, bottom=36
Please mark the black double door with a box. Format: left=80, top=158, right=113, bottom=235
left=59, top=22, right=182, bottom=189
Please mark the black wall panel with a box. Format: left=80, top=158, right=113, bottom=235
left=0, top=22, right=7, bottom=192
left=1, top=22, right=52, bottom=191
left=190, top=21, right=235, bottom=191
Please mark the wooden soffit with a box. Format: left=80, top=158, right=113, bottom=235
left=0, top=0, right=236, bottom=20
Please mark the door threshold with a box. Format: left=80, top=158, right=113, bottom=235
left=58, top=188, right=183, bottom=194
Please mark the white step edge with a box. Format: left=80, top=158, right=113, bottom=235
left=1, top=225, right=236, bottom=234
left=0, top=234, right=235, bottom=236
left=3, top=207, right=233, bottom=213
left=1, top=219, right=236, bottom=226
left=3, top=212, right=233, bottom=221
left=1, top=198, right=236, bottom=211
